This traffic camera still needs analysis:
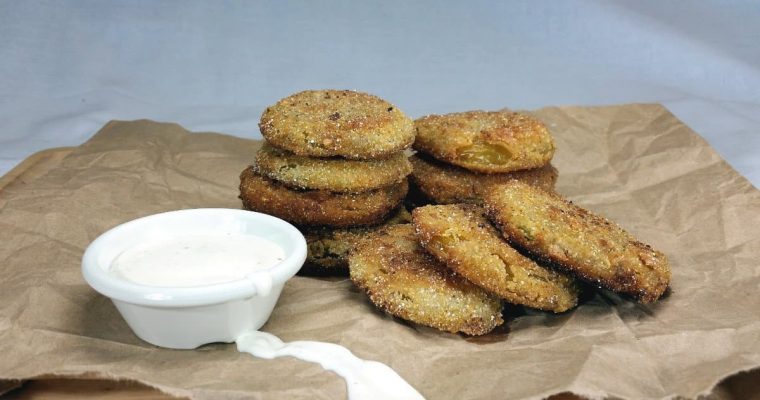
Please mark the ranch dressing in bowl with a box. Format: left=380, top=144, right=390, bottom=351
left=109, top=233, right=285, bottom=287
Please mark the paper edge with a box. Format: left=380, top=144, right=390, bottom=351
left=1, top=373, right=193, bottom=399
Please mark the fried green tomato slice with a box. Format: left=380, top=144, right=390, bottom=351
left=300, top=207, right=412, bottom=276
left=412, top=204, right=578, bottom=312
left=255, top=143, right=412, bottom=193
left=413, top=110, right=555, bottom=173
left=239, top=167, right=407, bottom=227
left=409, top=154, right=558, bottom=205
left=260, top=90, right=415, bottom=159
left=484, top=180, right=671, bottom=303
left=348, top=224, right=504, bottom=335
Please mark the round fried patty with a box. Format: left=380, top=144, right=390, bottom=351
left=260, top=90, right=414, bottom=159
left=239, top=166, right=407, bottom=227
left=300, top=207, right=412, bottom=276
left=414, top=110, right=555, bottom=173
left=412, top=204, right=578, bottom=312
left=410, top=154, right=557, bottom=205
left=255, top=143, right=412, bottom=193
left=484, top=180, right=671, bottom=303
left=348, top=224, right=504, bottom=335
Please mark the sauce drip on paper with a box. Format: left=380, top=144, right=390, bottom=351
left=237, top=331, right=425, bottom=400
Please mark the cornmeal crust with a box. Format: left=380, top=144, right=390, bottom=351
left=414, top=110, right=554, bottom=173
left=413, top=204, right=578, bottom=312
left=255, top=143, right=411, bottom=193
left=260, top=90, right=414, bottom=159
left=348, top=224, right=504, bottom=335
left=484, top=180, right=670, bottom=303
left=239, top=167, right=407, bottom=227
left=300, top=207, right=412, bottom=276
left=410, top=154, right=557, bottom=204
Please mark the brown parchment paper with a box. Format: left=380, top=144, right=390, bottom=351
left=1, top=104, right=759, bottom=400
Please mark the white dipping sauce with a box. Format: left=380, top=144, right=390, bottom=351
left=109, top=233, right=285, bottom=287
left=237, top=331, right=425, bottom=400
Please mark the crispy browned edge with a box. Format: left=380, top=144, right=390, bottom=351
left=409, top=153, right=558, bottom=204
left=239, top=166, right=407, bottom=227
left=412, top=204, right=578, bottom=312
left=484, top=180, right=671, bottom=303
left=348, top=224, right=504, bottom=335
left=299, top=207, right=412, bottom=276
left=254, top=143, right=412, bottom=193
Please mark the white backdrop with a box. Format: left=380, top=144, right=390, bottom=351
left=1, top=1, right=758, bottom=186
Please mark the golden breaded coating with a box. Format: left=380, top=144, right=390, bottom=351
left=414, top=110, right=555, bottom=173
left=348, top=224, right=504, bottom=335
left=410, top=154, right=558, bottom=205
left=412, top=204, right=579, bottom=312
left=260, top=90, right=415, bottom=159
left=301, top=207, right=412, bottom=276
left=484, top=181, right=671, bottom=303
left=255, top=143, right=412, bottom=193
left=239, top=167, right=407, bottom=227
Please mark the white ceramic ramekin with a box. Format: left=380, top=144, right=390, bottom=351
left=82, top=208, right=307, bottom=349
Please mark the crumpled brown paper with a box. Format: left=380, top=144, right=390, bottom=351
left=1, top=104, right=759, bottom=400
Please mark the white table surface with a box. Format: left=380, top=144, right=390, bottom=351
left=1, top=1, right=758, bottom=187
